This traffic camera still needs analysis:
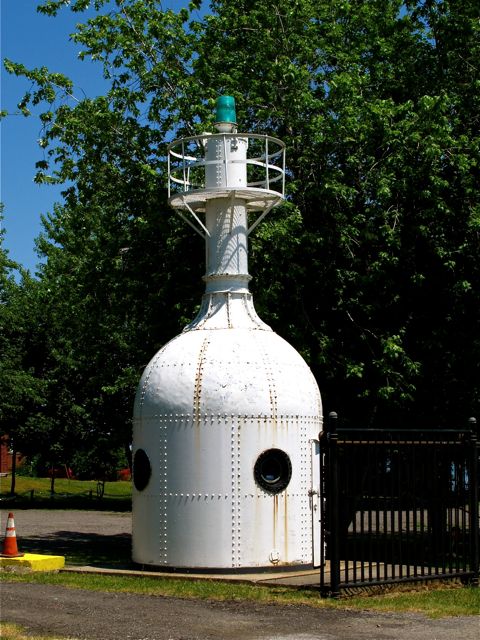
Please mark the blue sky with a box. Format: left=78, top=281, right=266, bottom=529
left=0, top=0, right=191, bottom=275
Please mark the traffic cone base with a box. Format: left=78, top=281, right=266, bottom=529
left=1, top=512, right=24, bottom=558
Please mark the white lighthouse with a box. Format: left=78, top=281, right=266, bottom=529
left=132, top=97, right=323, bottom=570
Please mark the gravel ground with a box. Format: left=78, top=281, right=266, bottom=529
left=1, top=509, right=479, bottom=640
left=2, top=582, right=480, bottom=640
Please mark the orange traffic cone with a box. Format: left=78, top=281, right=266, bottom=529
left=1, top=512, right=24, bottom=558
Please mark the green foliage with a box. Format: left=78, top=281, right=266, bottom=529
left=1, top=0, right=478, bottom=475
left=0, top=219, right=47, bottom=451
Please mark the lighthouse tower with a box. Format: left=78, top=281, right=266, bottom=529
left=132, top=97, right=323, bottom=570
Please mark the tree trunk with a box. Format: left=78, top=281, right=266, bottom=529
left=50, top=467, right=56, bottom=496
left=9, top=448, right=16, bottom=496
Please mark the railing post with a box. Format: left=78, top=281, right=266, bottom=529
left=468, top=417, right=479, bottom=587
left=328, top=411, right=341, bottom=597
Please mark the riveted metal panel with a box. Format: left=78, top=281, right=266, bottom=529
left=133, top=405, right=321, bottom=567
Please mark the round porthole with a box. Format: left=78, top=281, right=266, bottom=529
left=254, top=448, right=292, bottom=494
left=133, top=448, right=151, bottom=491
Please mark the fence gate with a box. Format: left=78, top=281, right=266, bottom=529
left=320, top=414, right=479, bottom=596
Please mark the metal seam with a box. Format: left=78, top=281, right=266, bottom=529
left=226, top=292, right=232, bottom=328
left=193, top=337, right=209, bottom=427
left=231, top=420, right=236, bottom=567
left=251, top=332, right=278, bottom=420
left=160, top=421, right=168, bottom=563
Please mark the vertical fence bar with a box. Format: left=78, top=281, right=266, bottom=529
left=441, top=441, right=448, bottom=577
left=371, top=443, right=376, bottom=582
left=468, top=417, right=479, bottom=586
left=397, top=440, right=403, bottom=579
left=419, top=447, right=426, bottom=578
left=383, top=442, right=389, bottom=581
left=390, top=435, right=396, bottom=581
left=405, top=438, right=412, bottom=579
left=452, top=453, right=461, bottom=574
left=319, top=433, right=327, bottom=591
left=367, top=439, right=374, bottom=583
left=412, top=440, right=418, bottom=578
left=460, top=442, right=468, bottom=575
left=446, top=471, right=453, bottom=576
left=361, top=441, right=378, bottom=582
left=375, top=438, right=381, bottom=582
left=348, top=440, right=355, bottom=585
left=428, top=444, right=436, bottom=578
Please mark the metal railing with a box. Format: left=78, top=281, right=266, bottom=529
left=167, top=133, right=286, bottom=203
left=320, top=413, right=479, bottom=596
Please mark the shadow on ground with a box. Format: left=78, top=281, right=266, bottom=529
left=18, top=531, right=132, bottom=567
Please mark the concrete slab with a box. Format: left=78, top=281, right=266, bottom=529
left=61, top=564, right=322, bottom=588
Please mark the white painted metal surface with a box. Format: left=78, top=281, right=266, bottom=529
left=132, top=112, right=322, bottom=569
left=310, top=439, right=322, bottom=568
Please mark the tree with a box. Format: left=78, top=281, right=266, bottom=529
left=0, top=217, right=48, bottom=490
left=2, top=0, right=478, bottom=461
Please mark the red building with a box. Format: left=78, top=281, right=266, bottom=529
left=0, top=435, right=22, bottom=475
left=0, top=435, right=9, bottom=474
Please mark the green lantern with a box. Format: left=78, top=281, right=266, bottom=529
left=215, top=95, right=236, bottom=125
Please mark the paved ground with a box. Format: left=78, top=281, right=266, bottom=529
left=2, top=581, right=480, bottom=640
left=0, top=508, right=131, bottom=567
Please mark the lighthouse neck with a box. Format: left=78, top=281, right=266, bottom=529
left=203, top=196, right=251, bottom=294
left=187, top=134, right=268, bottom=332
left=187, top=120, right=271, bottom=330
left=202, top=131, right=251, bottom=295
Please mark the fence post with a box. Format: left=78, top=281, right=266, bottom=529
left=328, top=411, right=341, bottom=597
left=468, top=417, right=479, bottom=587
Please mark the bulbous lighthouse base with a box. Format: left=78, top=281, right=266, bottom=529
left=132, top=292, right=322, bottom=570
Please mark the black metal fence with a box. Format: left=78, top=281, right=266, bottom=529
left=320, top=413, right=479, bottom=596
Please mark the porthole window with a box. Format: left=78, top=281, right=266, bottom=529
left=133, top=448, right=151, bottom=491
left=254, top=448, right=292, bottom=494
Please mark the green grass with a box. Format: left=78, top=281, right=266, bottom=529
left=0, top=475, right=132, bottom=497
left=1, top=571, right=479, bottom=618
left=0, top=476, right=131, bottom=511
left=0, top=622, right=77, bottom=640
left=341, top=584, right=480, bottom=617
